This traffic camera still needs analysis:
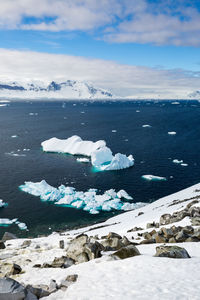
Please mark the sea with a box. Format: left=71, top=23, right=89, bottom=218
left=0, top=100, right=200, bottom=238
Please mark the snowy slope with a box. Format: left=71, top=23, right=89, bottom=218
left=0, top=80, right=113, bottom=99
left=1, top=183, right=200, bottom=299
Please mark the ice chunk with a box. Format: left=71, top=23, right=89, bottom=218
left=19, top=180, right=145, bottom=214
left=168, top=131, right=176, bottom=135
left=142, top=175, right=167, bottom=181
left=91, top=147, right=113, bottom=167
left=77, top=158, right=90, bottom=163
left=0, top=218, right=27, bottom=230
left=95, top=153, right=134, bottom=171
left=0, top=199, right=7, bottom=208
left=181, top=163, right=188, bottom=167
left=142, top=125, right=151, bottom=128
left=173, top=159, right=183, bottom=164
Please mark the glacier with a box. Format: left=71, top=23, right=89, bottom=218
left=41, top=135, right=134, bottom=171
left=19, top=180, right=145, bottom=215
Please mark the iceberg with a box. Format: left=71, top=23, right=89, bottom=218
left=41, top=135, right=134, bottom=171
left=19, top=180, right=145, bottom=215
left=142, top=125, right=151, bottom=128
left=142, top=175, right=167, bottom=181
left=168, top=131, right=176, bottom=135
left=173, top=159, right=183, bottom=164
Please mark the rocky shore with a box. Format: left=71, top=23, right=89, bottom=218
left=1, top=183, right=200, bottom=299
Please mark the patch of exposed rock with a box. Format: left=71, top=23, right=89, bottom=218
left=154, top=245, right=190, bottom=258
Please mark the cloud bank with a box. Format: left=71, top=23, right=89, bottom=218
left=0, top=48, right=200, bottom=98
left=0, top=0, right=200, bottom=46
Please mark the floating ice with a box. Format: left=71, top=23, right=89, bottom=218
left=181, top=163, right=188, bottom=167
left=0, top=218, right=27, bottom=230
left=29, top=112, right=38, bottom=116
left=173, top=159, right=183, bottom=164
left=168, top=131, right=176, bottom=135
left=0, top=199, right=7, bottom=208
left=142, top=125, right=151, bottom=128
left=112, top=130, right=117, bottom=132
left=142, top=175, right=167, bottom=181
left=0, top=104, right=8, bottom=107
left=171, top=101, right=180, bottom=105
left=11, top=135, right=18, bottom=138
left=19, top=180, right=145, bottom=214
left=42, top=135, right=134, bottom=171
left=77, top=158, right=90, bottom=163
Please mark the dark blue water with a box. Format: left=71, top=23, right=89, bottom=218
left=0, top=100, right=199, bottom=238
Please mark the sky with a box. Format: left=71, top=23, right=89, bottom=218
left=0, top=0, right=200, bottom=97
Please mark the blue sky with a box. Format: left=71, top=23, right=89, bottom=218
left=0, top=0, right=200, bottom=97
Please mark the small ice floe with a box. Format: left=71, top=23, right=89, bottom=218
left=0, top=104, right=8, bottom=107
left=29, top=113, right=38, bottom=116
left=136, top=110, right=140, bottom=112
left=142, top=175, right=167, bottom=181
left=19, top=180, right=146, bottom=215
left=0, top=218, right=27, bottom=230
left=173, top=159, right=183, bottom=164
left=81, top=123, right=85, bottom=125
left=171, top=101, right=180, bottom=105
left=80, top=111, right=85, bottom=114
left=0, top=199, right=7, bottom=208
left=77, top=158, right=90, bottom=163
left=73, top=103, right=76, bottom=106
left=5, top=151, right=26, bottom=157
left=142, top=125, right=151, bottom=128
left=11, top=135, right=18, bottom=138
left=0, top=100, right=10, bottom=103
left=112, top=130, right=117, bottom=133
left=181, top=163, right=188, bottom=167
left=168, top=131, right=176, bottom=135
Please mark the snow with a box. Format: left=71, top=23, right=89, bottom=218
left=168, top=131, right=176, bottom=135
left=4, top=182, right=200, bottom=300
left=19, top=180, right=144, bottom=215
left=142, top=175, right=167, bottom=181
left=42, top=135, right=134, bottom=171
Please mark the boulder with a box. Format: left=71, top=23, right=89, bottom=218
left=121, top=236, right=132, bottom=246
left=59, top=240, right=64, bottom=249
left=161, top=227, right=173, bottom=239
left=159, top=214, right=172, bottom=225
left=0, top=277, right=37, bottom=300
left=0, top=263, right=22, bottom=277
left=22, top=240, right=31, bottom=248
left=175, top=231, right=189, bottom=243
left=191, top=217, right=200, bottom=226
left=26, top=284, right=50, bottom=298
left=66, top=234, right=88, bottom=261
left=107, top=232, right=122, bottom=239
left=168, top=237, right=176, bottom=243
left=43, top=256, right=75, bottom=268
left=100, top=237, right=124, bottom=251
left=48, top=279, right=58, bottom=293
left=155, top=245, right=190, bottom=258
left=2, top=232, right=17, bottom=242
left=155, top=233, right=167, bottom=243
left=84, top=241, right=104, bottom=260
left=11, top=264, right=22, bottom=275
left=111, top=245, right=140, bottom=259
left=127, top=227, right=144, bottom=232
left=140, top=239, right=156, bottom=244
left=0, top=240, right=6, bottom=249
left=66, top=274, right=78, bottom=282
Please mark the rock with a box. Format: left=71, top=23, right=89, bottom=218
left=187, top=200, right=199, bottom=209
left=26, top=284, right=50, bottom=298
left=66, top=234, right=88, bottom=261
left=155, top=245, right=191, bottom=258
left=0, top=277, right=37, bottom=300
left=2, top=232, right=17, bottom=242
left=111, top=245, right=140, bottom=259
left=155, top=233, right=167, bottom=243
left=59, top=240, right=64, bottom=249
left=175, top=231, right=189, bottom=243
left=43, top=256, right=75, bottom=268
left=149, top=229, right=157, bottom=236
left=66, top=274, right=78, bottom=282
left=146, top=222, right=158, bottom=229
left=84, top=241, right=104, bottom=260
left=140, top=239, right=156, bottom=244
left=191, top=217, right=200, bottom=226
left=0, top=240, right=5, bottom=249
left=107, top=232, right=122, bottom=239
left=159, top=214, right=172, bottom=225
left=11, top=264, right=22, bottom=275
left=168, top=237, right=176, bottom=243
left=49, top=279, right=58, bottom=293
left=121, top=236, right=132, bottom=246
left=182, top=226, right=194, bottom=235
left=143, top=232, right=152, bottom=240
left=185, top=237, right=199, bottom=242
left=161, top=228, right=173, bottom=239
left=101, top=237, right=124, bottom=251
left=127, top=227, right=143, bottom=233
left=138, top=212, right=144, bottom=216
left=22, top=240, right=31, bottom=248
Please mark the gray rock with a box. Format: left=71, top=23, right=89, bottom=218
left=0, top=277, right=26, bottom=300
left=175, top=231, right=189, bottom=243
left=107, top=232, right=122, bottom=239
left=101, top=237, right=124, bottom=251
left=159, top=214, right=172, bottom=225
left=22, top=240, right=31, bottom=248
left=2, top=232, right=17, bottom=242
left=185, top=237, right=199, bottom=242
left=111, top=245, right=141, bottom=259
left=168, top=237, right=176, bottom=243
left=59, top=240, right=64, bottom=249
left=127, top=227, right=143, bottom=232
left=161, top=227, right=173, bottom=239
left=155, top=233, right=167, bottom=243
left=11, top=263, right=22, bottom=275
left=26, top=284, right=50, bottom=298
left=66, top=234, right=88, bottom=261
left=191, top=217, right=200, bottom=226
left=121, top=236, right=132, bottom=246
left=84, top=241, right=104, bottom=260
left=42, top=256, right=75, bottom=268
left=155, top=245, right=190, bottom=258
left=49, top=279, right=58, bottom=293
left=0, top=240, right=5, bottom=249
left=66, top=274, right=78, bottom=282
left=140, top=239, right=156, bottom=244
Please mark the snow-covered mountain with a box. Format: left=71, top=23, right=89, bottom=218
left=188, top=90, right=200, bottom=99
left=0, top=80, right=113, bottom=99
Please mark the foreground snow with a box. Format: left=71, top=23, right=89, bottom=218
left=19, top=180, right=144, bottom=215
left=2, top=183, right=200, bottom=299
left=41, top=135, right=134, bottom=171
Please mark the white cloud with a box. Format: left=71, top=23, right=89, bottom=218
left=0, top=48, right=200, bottom=98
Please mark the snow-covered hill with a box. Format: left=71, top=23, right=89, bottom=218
left=0, top=80, right=113, bottom=99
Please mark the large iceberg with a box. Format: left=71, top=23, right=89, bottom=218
left=41, top=135, right=134, bottom=171
left=19, top=180, right=145, bottom=215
